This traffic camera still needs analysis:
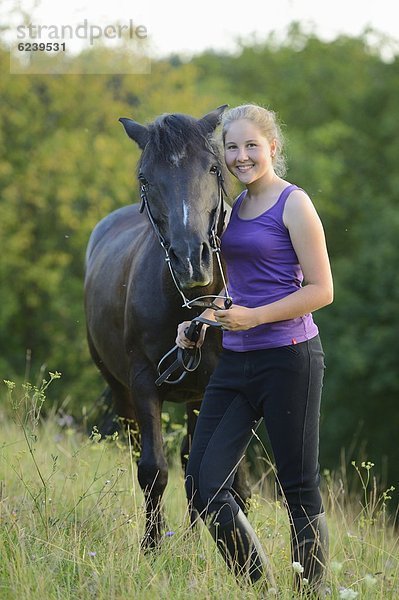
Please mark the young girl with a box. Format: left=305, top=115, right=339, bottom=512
left=176, top=104, right=333, bottom=594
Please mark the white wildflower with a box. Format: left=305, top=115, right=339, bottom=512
left=339, top=588, right=358, bottom=599
left=364, top=574, right=377, bottom=586
left=292, top=561, right=304, bottom=574
left=331, top=560, right=344, bottom=573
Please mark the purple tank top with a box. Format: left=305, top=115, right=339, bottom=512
left=220, top=184, right=318, bottom=351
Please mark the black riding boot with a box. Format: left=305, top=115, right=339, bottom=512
left=290, top=512, right=329, bottom=597
left=208, top=508, right=275, bottom=587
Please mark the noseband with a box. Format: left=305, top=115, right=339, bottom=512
left=138, top=166, right=232, bottom=311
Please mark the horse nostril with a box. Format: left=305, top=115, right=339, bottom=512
left=201, top=242, right=210, bottom=265
left=169, top=242, right=210, bottom=277
left=168, top=246, right=178, bottom=263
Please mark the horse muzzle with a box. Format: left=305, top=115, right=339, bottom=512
left=169, top=242, right=213, bottom=289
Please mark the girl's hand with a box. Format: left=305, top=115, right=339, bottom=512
left=175, top=321, right=208, bottom=349
left=213, top=304, right=258, bottom=331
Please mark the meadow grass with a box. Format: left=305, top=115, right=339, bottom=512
left=0, top=376, right=398, bottom=599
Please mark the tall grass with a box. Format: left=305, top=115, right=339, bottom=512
left=0, top=376, right=398, bottom=599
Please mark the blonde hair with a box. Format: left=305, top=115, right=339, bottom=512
left=221, top=104, right=287, bottom=176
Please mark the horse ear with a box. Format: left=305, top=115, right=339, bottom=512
left=198, top=104, right=229, bottom=134
left=119, top=118, right=149, bottom=149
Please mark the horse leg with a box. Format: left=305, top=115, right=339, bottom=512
left=181, top=400, right=202, bottom=525
left=87, top=331, right=137, bottom=436
left=231, top=460, right=252, bottom=515
left=130, top=360, right=168, bottom=550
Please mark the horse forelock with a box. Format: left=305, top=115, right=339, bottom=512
left=142, top=113, right=219, bottom=167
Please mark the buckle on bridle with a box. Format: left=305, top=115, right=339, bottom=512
left=138, top=174, right=148, bottom=213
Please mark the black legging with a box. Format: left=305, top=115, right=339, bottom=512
left=185, top=335, right=325, bottom=525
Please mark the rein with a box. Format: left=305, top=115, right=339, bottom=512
left=137, top=166, right=232, bottom=385
left=155, top=315, right=223, bottom=387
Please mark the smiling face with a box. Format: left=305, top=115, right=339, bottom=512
left=223, top=118, right=277, bottom=186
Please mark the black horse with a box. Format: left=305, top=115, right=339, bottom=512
left=84, top=106, right=251, bottom=549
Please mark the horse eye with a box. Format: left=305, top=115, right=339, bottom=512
left=138, top=173, right=149, bottom=185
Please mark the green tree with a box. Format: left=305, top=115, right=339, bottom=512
left=1, top=23, right=399, bottom=493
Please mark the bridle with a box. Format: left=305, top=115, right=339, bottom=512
left=137, top=163, right=233, bottom=386
left=138, top=165, right=232, bottom=312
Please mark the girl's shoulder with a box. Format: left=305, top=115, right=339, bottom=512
left=282, top=187, right=320, bottom=229
left=284, top=186, right=313, bottom=211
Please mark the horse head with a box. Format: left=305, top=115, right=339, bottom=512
left=119, top=105, right=228, bottom=290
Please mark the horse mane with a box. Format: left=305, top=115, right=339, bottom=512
left=144, top=113, right=220, bottom=165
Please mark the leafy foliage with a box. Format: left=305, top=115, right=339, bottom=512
left=0, top=25, right=398, bottom=492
